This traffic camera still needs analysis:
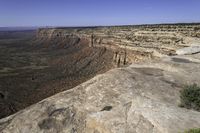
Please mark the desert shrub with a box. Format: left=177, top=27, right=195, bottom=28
left=184, top=128, right=200, bottom=133
left=194, top=27, right=200, bottom=31
left=179, top=84, right=200, bottom=111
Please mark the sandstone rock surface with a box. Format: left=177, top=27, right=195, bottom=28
left=1, top=53, right=200, bottom=133
left=176, top=45, right=200, bottom=55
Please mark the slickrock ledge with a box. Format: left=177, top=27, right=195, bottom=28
left=176, top=45, right=200, bottom=55
left=1, top=53, right=200, bottom=133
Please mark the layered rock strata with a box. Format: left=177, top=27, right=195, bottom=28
left=36, top=24, right=200, bottom=65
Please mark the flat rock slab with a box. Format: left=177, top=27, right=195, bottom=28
left=0, top=55, right=200, bottom=133
left=176, top=45, right=200, bottom=55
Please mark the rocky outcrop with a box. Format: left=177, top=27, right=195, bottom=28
left=176, top=45, right=200, bottom=55
left=37, top=24, right=200, bottom=55
left=1, top=52, right=200, bottom=133
left=36, top=24, right=200, bottom=66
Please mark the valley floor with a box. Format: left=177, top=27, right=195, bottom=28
left=0, top=37, right=114, bottom=118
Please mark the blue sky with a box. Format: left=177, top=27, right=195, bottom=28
left=0, top=0, right=200, bottom=27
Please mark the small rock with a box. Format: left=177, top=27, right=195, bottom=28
left=101, top=106, right=112, bottom=111
left=0, top=92, right=4, bottom=99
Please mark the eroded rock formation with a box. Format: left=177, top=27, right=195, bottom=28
left=36, top=24, right=200, bottom=65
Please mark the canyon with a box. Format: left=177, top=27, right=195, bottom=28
left=0, top=23, right=200, bottom=133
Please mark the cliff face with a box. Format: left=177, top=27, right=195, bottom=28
left=37, top=24, right=200, bottom=49
left=36, top=24, right=200, bottom=65
left=1, top=24, right=200, bottom=133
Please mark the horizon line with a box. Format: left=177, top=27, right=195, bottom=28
left=0, top=22, right=200, bottom=29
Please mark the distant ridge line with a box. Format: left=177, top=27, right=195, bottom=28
left=53, top=22, right=200, bottom=29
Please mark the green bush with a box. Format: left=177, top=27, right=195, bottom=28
left=184, top=128, right=200, bottom=133
left=179, top=84, right=200, bottom=111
